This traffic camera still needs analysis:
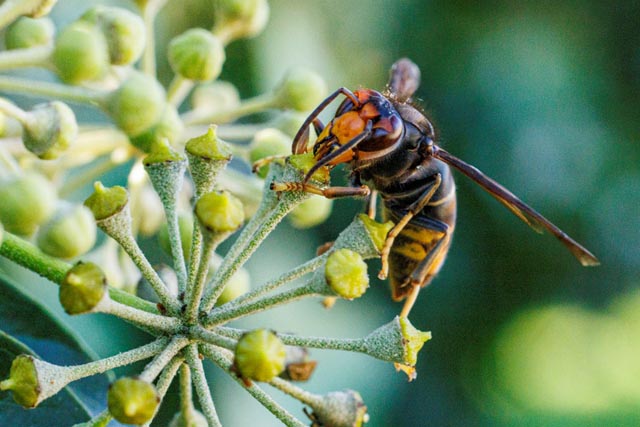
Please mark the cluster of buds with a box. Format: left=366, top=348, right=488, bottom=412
left=0, top=1, right=433, bottom=426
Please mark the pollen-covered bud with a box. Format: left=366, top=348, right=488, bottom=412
left=308, top=390, right=368, bottom=427
left=36, top=202, right=97, bottom=259
left=83, top=181, right=128, bottom=221
left=287, top=152, right=330, bottom=184
left=80, top=6, right=145, bottom=66
left=129, top=104, right=183, bottom=153
left=357, top=213, right=393, bottom=254
left=107, top=377, right=159, bottom=425
left=249, top=128, right=290, bottom=178
left=234, top=329, right=286, bottom=382
left=325, top=249, right=369, bottom=300
left=169, top=410, right=208, bottom=427
left=186, top=126, right=232, bottom=197
left=60, top=261, right=107, bottom=314
left=22, top=101, right=78, bottom=159
left=168, top=29, right=225, bottom=81
left=158, top=213, right=194, bottom=259
left=106, top=71, right=167, bottom=140
left=273, top=68, right=328, bottom=112
left=213, top=0, right=269, bottom=42
left=190, top=81, right=240, bottom=114
left=0, top=355, right=68, bottom=408
left=195, top=190, right=244, bottom=234
left=398, top=316, right=431, bottom=367
left=0, top=172, right=56, bottom=236
left=5, top=16, right=54, bottom=49
left=289, top=196, right=333, bottom=229
left=52, top=21, right=109, bottom=84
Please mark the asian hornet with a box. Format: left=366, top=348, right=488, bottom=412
left=270, top=58, right=599, bottom=317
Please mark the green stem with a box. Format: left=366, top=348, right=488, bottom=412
left=139, top=336, right=190, bottom=382
left=269, top=377, right=320, bottom=407
left=140, top=0, right=168, bottom=76
left=181, top=92, right=278, bottom=126
left=185, top=344, right=222, bottom=427
left=101, top=299, right=181, bottom=334
left=58, top=155, right=120, bottom=198
left=67, top=338, right=170, bottom=381
left=0, top=45, right=52, bottom=71
left=199, top=344, right=306, bottom=427
left=0, top=0, right=53, bottom=29
left=179, top=364, right=197, bottom=424
left=204, top=280, right=323, bottom=327
left=0, top=232, right=159, bottom=313
left=78, top=409, right=112, bottom=427
left=0, top=97, right=28, bottom=122
left=142, top=356, right=183, bottom=427
left=0, top=75, right=108, bottom=106
left=184, top=230, right=226, bottom=323
left=167, top=75, right=194, bottom=107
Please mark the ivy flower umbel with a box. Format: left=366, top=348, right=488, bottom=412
left=0, top=1, right=434, bottom=425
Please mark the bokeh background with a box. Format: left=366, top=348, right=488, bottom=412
left=8, top=1, right=640, bottom=426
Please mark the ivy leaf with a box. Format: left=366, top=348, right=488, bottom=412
left=0, top=273, right=112, bottom=422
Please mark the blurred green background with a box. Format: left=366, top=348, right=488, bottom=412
left=12, top=0, right=640, bottom=426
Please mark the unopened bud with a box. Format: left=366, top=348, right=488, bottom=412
left=0, top=172, right=56, bottom=236
left=22, top=101, right=78, bottom=159
left=234, top=329, right=286, bottom=382
left=52, top=21, right=109, bottom=84
left=249, top=128, right=290, bottom=178
left=81, top=6, right=145, bottom=66
left=325, top=249, right=369, bottom=300
left=130, top=104, right=183, bottom=153
left=107, top=377, right=159, bottom=425
left=214, top=266, right=250, bottom=306
left=186, top=126, right=232, bottom=196
left=169, top=409, right=208, bottom=427
left=106, top=71, right=166, bottom=139
left=60, top=261, right=108, bottom=314
left=274, top=68, right=328, bottom=112
left=36, top=202, right=97, bottom=259
left=0, top=355, right=68, bottom=408
left=213, top=0, right=269, bottom=42
left=168, top=29, right=225, bottom=81
left=190, top=81, right=240, bottom=114
left=5, top=17, right=54, bottom=49
left=308, top=390, right=368, bottom=427
left=289, top=195, right=332, bottom=229
left=195, top=190, right=244, bottom=234
left=83, top=182, right=128, bottom=221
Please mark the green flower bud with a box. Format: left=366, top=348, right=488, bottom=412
left=81, top=6, right=145, bottom=66
left=5, top=17, right=55, bottom=49
left=24, top=0, right=57, bottom=18
left=129, top=104, right=184, bottom=153
left=325, top=249, right=369, bottom=300
left=83, top=182, right=128, bottom=221
left=107, top=377, right=159, bottom=425
left=168, top=29, right=225, bottom=81
left=60, top=261, right=107, bottom=314
left=271, top=110, right=314, bottom=138
left=0, top=172, right=56, bottom=235
left=234, top=329, right=286, bottom=382
left=213, top=0, right=269, bottom=42
left=52, top=21, right=109, bottom=84
left=0, top=222, right=4, bottom=246
left=214, top=266, right=250, bottom=306
left=0, top=355, right=68, bottom=408
left=169, top=410, right=208, bottom=427
left=357, top=213, right=393, bottom=254
left=289, top=195, right=332, bottom=229
left=22, top=101, right=78, bottom=159
left=158, top=213, right=194, bottom=259
left=106, top=71, right=167, bottom=138
left=274, top=68, right=328, bottom=112
left=249, top=128, right=290, bottom=178
left=36, top=202, right=97, bottom=259
left=186, top=126, right=233, bottom=197
left=190, top=81, right=240, bottom=113
left=195, top=190, right=244, bottom=234
left=308, top=390, right=368, bottom=427
left=398, top=317, right=431, bottom=367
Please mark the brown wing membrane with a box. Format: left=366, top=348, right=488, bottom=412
left=387, top=58, right=421, bottom=103
left=432, top=146, right=600, bottom=267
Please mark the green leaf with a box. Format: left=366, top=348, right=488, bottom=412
left=0, top=273, right=112, bottom=422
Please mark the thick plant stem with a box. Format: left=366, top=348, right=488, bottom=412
left=167, top=75, right=194, bottom=107
left=179, top=364, right=198, bottom=425
left=185, top=344, right=222, bottom=427
left=139, top=336, right=190, bottom=382
left=140, top=0, right=168, bottom=76
left=199, top=344, right=306, bottom=427
left=100, top=299, right=181, bottom=333
left=181, top=92, right=278, bottom=126
left=0, top=45, right=52, bottom=71
left=142, top=356, right=183, bottom=427
left=0, top=232, right=159, bottom=313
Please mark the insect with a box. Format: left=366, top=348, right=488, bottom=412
left=270, top=58, right=599, bottom=318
